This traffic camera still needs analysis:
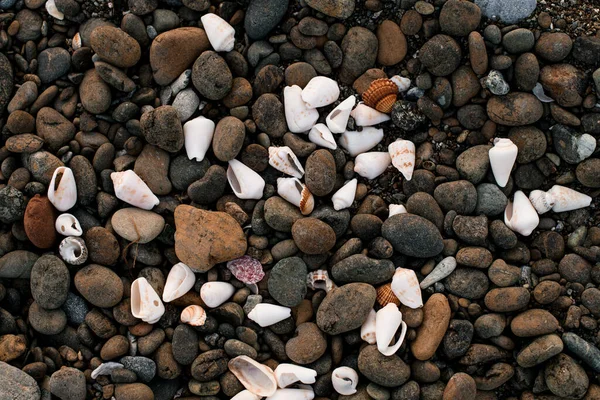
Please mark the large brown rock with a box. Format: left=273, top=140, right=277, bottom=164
left=90, top=26, right=141, bottom=68
left=540, top=64, right=587, bottom=107
left=24, top=195, right=56, bottom=249
left=486, top=92, right=543, bottom=126
left=376, top=20, right=407, bottom=66
left=411, top=293, right=451, bottom=360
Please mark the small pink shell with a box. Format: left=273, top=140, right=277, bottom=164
left=227, top=256, right=265, bottom=284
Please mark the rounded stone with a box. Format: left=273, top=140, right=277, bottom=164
left=192, top=51, right=233, bottom=101
left=291, top=218, right=336, bottom=255
left=90, top=26, right=141, bottom=68
left=484, top=287, right=530, bottom=312
left=511, top=309, right=559, bottom=337
left=316, top=283, right=376, bottom=335
left=85, top=227, right=120, bottom=266
left=305, top=149, right=336, bottom=197
left=285, top=322, right=327, bottom=364
left=487, top=93, right=543, bottom=126
left=440, top=0, right=481, bottom=36
left=23, top=195, right=56, bottom=249
left=382, top=214, right=444, bottom=258
left=74, top=264, right=124, bottom=308
left=50, top=367, right=86, bottom=400
left=212, top=116, right=245, bottom=162
left=445, top=268, right=489, bottom=299
left=28, top=301, right=67, bottom=335
left=268, top=257, right=307, bottom=307
left=419, top=35, right=462, bottom=76
left=30, top=255, right=69, bottom=310
left=112, top=208, right=166, bottom=244
left=358, top=345, right=411, bottom=387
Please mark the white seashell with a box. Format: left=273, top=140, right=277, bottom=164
left=183, top=116, right=215, bottom=162
left=48, top=167, right=77, bottom=211
left=72, top=33, right=82, bottom=50
left=388, top=139, right=415, bottom=181
left=284, top=85, right=319, bottom=133
left=227, top=159, right=266, bottom=200
left=308, top=124, right=337, bottom=150
left=231, top=390, right=261, bottom=400
left=504, top=190, right=539, bottom=236
left=269, top=146, right=305, bottom=178
left=533, top=82, right=554, bottom=103
left=354, top=152, right=391, bottom=179
left=248, top=303, right=291, bottom=327
left=391, top=267, right=423, bottom=309
left=267, top=388, right=315, bottom=400
left=420, top=257, right=457, bottom=289
left=339, top=127, right=384, bottom=157
left=350, top=103, right=391, bottom=126
left=489, top=138, right=518, bottom=187
left=376, top=303, right=408, bottom=356
left=301, top=76, right=340, bottom=108
left=277, top=177, right=314, bottom=215
left=131, top=277, right=165, bottom=324
left=55, top=213, right=82, bottom=236
left=360, top=308, right=377, bottom=345
left=163, top=262, right=196, bottom=302
left=391, top=75, right=411, bottom=92
left=547, top=185, right=592, bottom=213
left=331, top=179, right=357, bottom=211
left=326, top=96, right=355, bottom=133
left=332, top=367, right=359, bottom=396
left=200, top=281, right=235, bottom=308
left=46, top=0, right=64, bottom=20
left=274, top=364, right=317, bottom=388
left=111, top=170, right=159, bottom=210
left=59, top=236, right=88, bottom=265
left=180, top=305, right=207, bottom=326
left=91, top=362, right=124, bottom=379
left=201, top=13, right=235, bottom=52
left=306, top=270, right=335, bottom=292
left=528, top=190, right=555, bottom=214
left=170, top=69, right=191, bottom=96
left=388, top=204, right=407, bottom=217
left=228, top=356, right=278, bottom=397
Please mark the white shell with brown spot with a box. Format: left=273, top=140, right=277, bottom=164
left=528, top=190, right=555, bottom=214
left=391, top=267, right=423, bottom=309
left=48, top=166, right=77, bottom=211
left=130, top=277, right=165, bottom=324
left=547, top=185, right=592, bottom=213
left=308, top=123, right=337, bottom=150
left=111, top=170, right=159, bottom=210
left=55, top=213, right=83, bottom=236
left=360, top=308, right=377, bottom=345
left=350, top=102, right=391, bottom=126
left=268, top=146, right=305, bottom=178
left=388, top=139, right=415, bottom=181
left=326, top=96, right=355, bottom=133
left=284, top=85, right=319, bottom=133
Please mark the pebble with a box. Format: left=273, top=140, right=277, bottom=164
left=484, top=287, right=530, bottom=312
left=37, top=107, right=76, bottom=152
left=291, top=218, right=336, bottom=255
left=91, top=26, right=141, bottom=68
left=445, top=268, right=489, bottom=299
left=85, top=227, right=120, bottom=266
left=442, top=320, right=473, bottom=359
left=79, top=69, right=112, bottom=114
left=212, top=117, right=245, bottom=162
left=305, top=150, right=336, bottom=196
left=540, top=64, right=586, bottom=108
left=0, top=186, right=26, bottom=224
left=264, top=196, right=303, bottom=231
left=30, top=255, right=69, bottom=310
left=551, top=124, right=596, bottom=165
left=419, top=35, right=462, bottom=77
left=112, top=208, right=165, bottom=244
left=339, top=27, right=378, bottom=84
left=0, top=361, right=41, bottom=399
left=440, top=0, right=481, bottom=37
left=305, top=0, right=354, bottom=19
left=0, top=334, right=26, bottom=362
left=516, top=334, right=563, bottom=368
left=376, top=20, right=407, bottom=66
left=358, top=345, right=410, bottom=387
left=74, top=264, right=124, bottom=308
left=576, top=158, right=600, bottom=187
left=191, top=350, right=228, bottom=381
left=172, top=325, right=198, bottom=365
left=316, top=283, right=376, bottom=335
left=192, top=51, right=233, bottom=101
left=114, top=383, right=154, bottom=400
left=140, top=106, right=184, bottom=153
left=37, top=47, right=71, bottom=83
left=508, top=126, right=546, bottom=163
left=23, top=195, right=56, bottom=249
left=382, top=214, right=444, bottom=258
left=443, top=373, right=476, bottom=400
left=268, top=257, right=307, bottom=307
left=134, top=145, right=172, bottom=194
left=121, top=356, right=156, bottom=383
left=252, top=94, right=287, bottom=138
left=562, top=332, right=600, bottom=372
left=434, top=180, right=477, bottom=214
left=50, top=367, right=86, bottom=400
left=285, top=322, right=327, bottom=364
left=544, top=353, right=589, bottom=399
left=514, top=53, right=539, bottom=91
left=535, top=32, right=572, bottom=62
left=486, top=93, right=543, bottom=126
left=475, top=0, right=536, bottom=24
left=510, top=309, right=559, bottom=337
left=8, top=81, right=37, bottom=113
left=573, top=35, right=600, bottom=66
left=411, top=294, right=451, bottom=361
left=245, top=0, right=289, bottom=39
left=331, top=254, right=394, bottom=285
left=14, top=10, right=42, bottom=42
left=456, top=145, right=490, bottom=184
left=475, top=184, right=507, bottom=216
left=28, top=300, right=66, bottom=335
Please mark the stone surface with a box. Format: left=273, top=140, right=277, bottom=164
left=411, top=294, right=451, bottom=361
left=316, top=283, right=376, bottom=335
left=0, top=361, right=41, bottom=400
left=382, top=214, right=444, bottom=258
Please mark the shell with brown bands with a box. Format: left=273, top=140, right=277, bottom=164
left=376, top=283, right=401, bottom=307
left=363, top=79, right=398, bottom=114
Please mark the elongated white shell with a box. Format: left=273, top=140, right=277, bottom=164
left=163, top=262, right=196, bottom=302
left=528, top=190, right=555, bottom=214
left=277, top=177, right=314, bottom=215
left=547, top=185, right=592, bottom=212
left=388, top=204, right=407, bottom=217
left=231, top=390, right=261, bottom=400
left=91, top=362, right=124, bottom=379
left=284, top=85, right=319, bottom=133
left=200, top=281, right=235, bottom=308
left=201, top=13, right=235, bottom=52
left=332, top=367, right=358, bottom=396
left=46, top=0, right=64, bottom=20
left=391, top=75, right=411, bottom=92
left=227, top=159, right=266, bottom=200
left=350, top=103, right=391, bottom=126
left=269, top=146, right=305, bottom=178
left=308, top=124, right=337, bottom=150
left=111, top=170, right=159, bottom=210
left=489, top=138, right=518, bottom=187
left=229, top=356, right=278, bottom=397
left=183, top=116, right=215, bottom=162
left=376, top=303, right=407, bottom=356
left=180, top=305, right=207, bottom=326
left=59, top=236, right=88, bottom=265
left=55, top=213, right=82, bottom=236
left=339, top=127, right=384, bottom=157
left=267, top=388, right=315, bottom=400
left=420, top=256, right=457, bottom=289
left=48, top=167, right=77, bottom=211
left=274, top=364, right=317, bottom=388
left=360, top=308, right=377, bottom=345
left=354, top=152, right=391, bottom=179
left=131, top=277, right=165, bottom=324
left=504, top=190, right=539, bottom=236
left=301, top=76, right=340, bottom=108
left=331, top=179, right=357, bottom=211
left=391, top=267, right=423, bottom=309
left=248, top=303, right=291, bottom=327
left=389, top=139, right=415, bottom=181
left=326, top=96, right=355, bottom=133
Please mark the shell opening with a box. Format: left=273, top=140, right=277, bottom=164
left=228, top=168, right=241, bottom=193
left=505, top=200, right=514, bottom=221
left=285, top=152, right=303, bottom=176
left=54, top=170, right=64, bottom=190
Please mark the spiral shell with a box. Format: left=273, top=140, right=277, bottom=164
left=376, top=283, right=400, bottom=307
left=180, top=305, right=207, bottom=326
left=59, top=236, right=88, bottom=265
left=362, top=79, right=398, bottom=114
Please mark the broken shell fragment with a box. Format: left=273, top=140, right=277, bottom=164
left=130, top=277, right=165, bottom=324
left=389, top=139, right=415, bottom=181
left=301, top=76, right=340, bottom=108
left=547, top=185, right=592, bottom=212
left=269, top=146, right=305, bottom=178
left=228, top=356, right=278, bottom=397
left=528, top=190, right=555, bottom=215
left=274, top=364, right=317, bottom=388
left=504, top=190, right=539, bottom=236
left=247, top=303, right=291, bottom=327
left=420, top=257, right=457, bottom=289
left=200, top=281, right=235, bottom=308
left=227, top=256, right=265, bottom=285
left=326, top=96, right=355, bottom=133
left=183, top=116, right=215, bottom=162
left=332, top=367, right=359, bottom=396
left=308, top=124, right=337, bottom=150
left=111, top=170, right=159, bottom=210
left=339, top=127, right=384, bottom=157
left=391, top=75, right=411, bottom=92
left=180, top=305, right=207, bottom=326
left=267, top=388, right=315, bottom=400
left=331, top=178, right=357, bottom=211
left=91, top=362, right=124, bottom=379
left=163, top=262, right=196, bottom=303
left=46, top=0, right=64, bottom=20
left=360, top=308, right=377, bottom=345
left=284, top=85, right=319, bottom=133
left=307, top=270, right=335, bottom=292
left=489, top=138, right=518, bottom=187
left=391, top=267, right=423, bottom=309
left=227, top=159, right=266, bottom=200
left=277, top=177, right=315, bottom=215
left=350, top=103, right=391, bottom=126
left=201, top=13, right=235, bottom=52
left=231, top=390, right=261, bottom=400
left=55, top=213, right=83, bottom=236
left=354, top=152, right=391, bottom=179
left=388, top=204, right=407, bottom=217
left=362, top=78, right=398, bottom=113
left=48, top=166, right=77, bottom=211
left=376, top=303, right=408, bottom=356
left=59, top=236, right=88, bottom=265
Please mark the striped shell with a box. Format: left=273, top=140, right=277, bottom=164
left=363, top=79, right=398, bottom=114
left=180, top=305, right=207, bottom=326
left=376, top=283, right=400, bottom=307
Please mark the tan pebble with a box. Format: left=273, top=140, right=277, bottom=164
left=410, top=293, right=451, bottom=360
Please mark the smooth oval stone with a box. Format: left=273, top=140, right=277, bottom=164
left=516, top=334, right=563, bottom=368
left=411, top=293, right=451, bottom=361
left=30, top=255, right=70, bottom=310
left=111, top=208, right=165, bottom=244
left=382, top=214, right=444, bottom=258
left=316, top=283, right=376, bottom=335
left=358, top=345, right=411, bottom=387
left=268, top=257, right=307, bottom=307
left=74, top=264, right=124, bottom=308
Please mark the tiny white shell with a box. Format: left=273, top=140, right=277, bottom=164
left=331, top=178, right=357, bottom=211
left=180, top=305, right=207, bottom=326
left=55, top=213, right=83, bottom=236
left=332, top=367, right=358, bottom=396
left=360, top=308, right=377, bottom=345
left=201, top=13, right=235, bottom=52
left=163, top=262, right=196, bottom=302
left=528, top=190, right=555, bottom=214
left=200, top=281, right=235, bottom=308
left=228, top=356, right=278, bottom=397
left=46, top=0, right=64, bottom=20
left=489, top=138, right=518, bottom=187
left=306, top=270, right=335, bottom=292
left=339, top=127, right=384, bottom=156
left=183, top=116, right=215, bottom=162
left=301, top=76, right=340, bottom=108
left=227, top=159, right=266, bottom=200
left=388, top=204, right=407, bottom=217
left=547, top=185, right=592, bottom=213
left=231, top=390, right=261, bottom=400
left=111, top=170, right=159, bottom=210
left=391, top=75, right=411, bottom=92
left=59, top=236, right=88, bottom=265
left=420, top=256, right=457, bottom=289
left=284, top=85, right=319, bottom=133
left=350, top=102, right=391, bottom=127
left=354, top=152, right=391, bottom=179
left=274, top=364, right=317, bottom=388
left=247, top=303, right=291, bottom=327
left=48, top=167, right=77, bottom=211
left=326, top=96, right=355, bottom=133
left=504, top=190, right=539, bottom=236
left=308, top=123, right=337, bottom=150
left=376, top=303, right=408, bottom=356
left=277, top=177, right=314, bottom=215
left=131, top=277, right=165, bottom=324
left=269, top=146, right=305, bottom=178
left=391, top=267, right=423, bottom=309
left=72, top=33, right=82, bottom=50
left=266, top=388, right=315, bottom=400
left=388, top=139, right=415, bottom=181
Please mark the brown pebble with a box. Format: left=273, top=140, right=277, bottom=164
left=443, top=372, right=477, bottom=400
left=411, top=293, right=451, bottom=360
left=24, top=195, right=56, bottom=249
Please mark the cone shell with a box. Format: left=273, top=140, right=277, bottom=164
left=163, top=262, right=196, bottom=302
left=528, top=190, right=555, bottom=215
left=277, top=177, right=314, bottom=215
left=131, top=277, right=165, bottom=324
left=180, top=305, right=207, bottom=326
left=375, top=303, right=407, bottom=356
left=504, top=190, right=539, bottom=236
left=391, top=267, right=423, bottom=309
left=48, top=166, right=77, bottom=211
left=376, top=283, right=401, bottom=307
left=360, top=309, right=377, bottom=345
left=269, top=146, right=305, bottom=178
left=547, top=185, right=592, bottom=213
left=228, top=356, right=278, bottom=397
left=388, top=139, right=415, bottom=181
left=362, top=79, right=398, bottom=114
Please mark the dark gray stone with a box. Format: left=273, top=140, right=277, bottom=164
left=331, top=254, right=394, bottom=285
left=245, top=0, right=289, bottom=40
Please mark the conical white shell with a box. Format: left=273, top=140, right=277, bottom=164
left=308, top=124, right=337, bottom=150
left=354, top=152, right=391, bottom=179
left=163, top=262, right=196, bottom=302
left=504, top=190, right=539, bottom=236
left=46, top=0, right=64, bottom=20
left=339, top=127, right=384, bottom=157
left=376, top=303, right=407, bottom=356
left=332, top=367, right=358, bottom=396
left=274, top=364, right=317, bottom=388
left=229, top=356, right=278, bottom=397
left=360, top=308, right=377, bottom=345
left=201, top=13, right=235, bottom=52
left=350, top=103, right=391, bottom=127
left=48, top=167, right=77, bottom=211
left=301, top=76, right=340, bottom=108
left=200, top=281, right=235, bottom=308
left=547, top=185, right=592, bottom=212
left=331, top=179, right=357, bottom=211
left=489, top=138, right=518, bottom=187
left=277, top=177, right=314, bottom=215
left=388, top=204, right=407, bottom=217
left=231, top=390, right=261, bottom=400
left=55, top=213, right=82, bottom=236
left=326, top=96, right=355, bottom=133
left=284, top=85, right=319, bottom=133
left=269, top=146, right=305, bottom=178
left=131, top=277, right=165, bottom=324
left=528, top=190, right=555, bottom=214
left=391, top=267, right=423, bottom=309
left=111, top=170, right=159, bottom=210
left=227, top=159, right=266, bottom=200
left=267, top=388, right=315, bottom=400
left=247, top=303, right=291, bottom=327
left=391, top=75, right=411, bottom=92
left=420, top=256, right=457, bottom=289
left=183, top=116, right=215, bottom=162
left=180, top=305, right=207, bottom=326
left=59, top=236, right=88, bottom=265
left=388, top=139, right=415, bottom=181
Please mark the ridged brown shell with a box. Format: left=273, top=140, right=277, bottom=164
left=363, top=79, right=398, bottom=114
left=376, top=283, right=400, bottom=307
